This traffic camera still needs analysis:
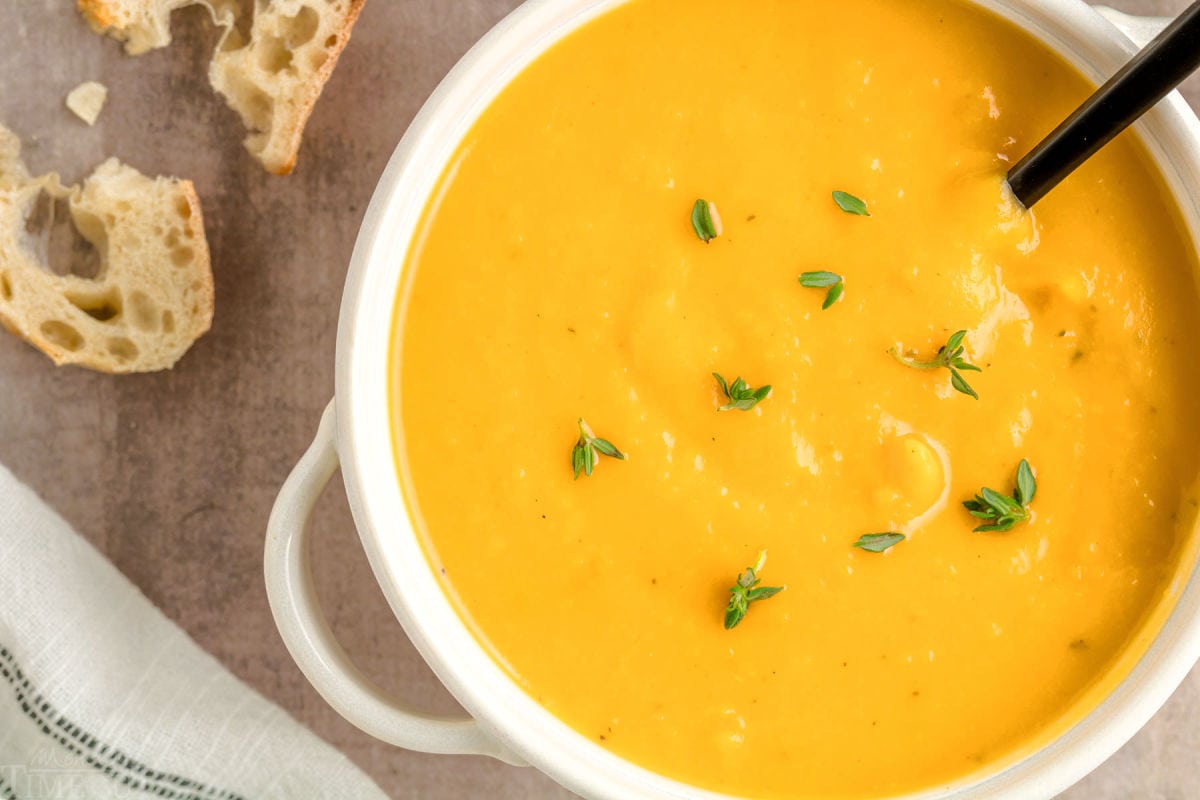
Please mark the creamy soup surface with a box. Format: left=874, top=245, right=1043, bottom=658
left=391, top=0, right=1200, bottom=796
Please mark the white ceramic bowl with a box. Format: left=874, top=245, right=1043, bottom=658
left=265, top=2, right=1200, bottom=798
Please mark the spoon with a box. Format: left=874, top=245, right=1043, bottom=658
left=1007, top=1, right=1200, bottom=207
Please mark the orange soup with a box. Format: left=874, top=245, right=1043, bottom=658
left=390, top=0, right=1200, bottom=796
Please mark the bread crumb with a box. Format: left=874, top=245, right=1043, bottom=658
left=66, top=82, right=109, bottom=126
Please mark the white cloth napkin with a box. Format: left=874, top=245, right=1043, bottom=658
left=0, top=463, right=389, bottom=800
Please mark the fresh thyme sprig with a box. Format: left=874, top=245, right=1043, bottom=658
left=571, top=418, right=626, bottom=480
left=799, top=271, right=845, bottom=310
left=890, top=329, right=982, bottom=399
left=713, top=373, right=771, bottom=411
left=691, top=199, right=723, bottom=242
left=963, top=459, right=1037, bottom=532
left=853, top=532, right=905, bottom=552
left=832, top=190, right=870, bottom=216
left=724, top=550, right=784, bottom=629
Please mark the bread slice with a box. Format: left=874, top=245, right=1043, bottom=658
left=77, top=0, right=365, bottom=175
left=209, top=1, right=366, bottom=175
left=0, top=125, right=214, bottom=372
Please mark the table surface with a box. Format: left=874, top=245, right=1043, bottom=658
left=2, top=1, right=1198, bottom=798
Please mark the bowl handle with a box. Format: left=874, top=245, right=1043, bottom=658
left=265, top=400, right=526, bottom=765
left=1093, top=6, right=1170, bottom=48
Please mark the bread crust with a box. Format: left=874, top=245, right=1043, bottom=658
left=268, top=0, right=366, bottom=176
left=77, top=0, right=117, bottom=30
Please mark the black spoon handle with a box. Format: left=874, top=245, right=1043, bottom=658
left=1007, top=2, right=1200, bottom=208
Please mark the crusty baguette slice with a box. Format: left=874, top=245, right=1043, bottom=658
left=209, top=0, right=366, bottom=175
left=76, top=0, right=365, bottom=175
left=0, top=126, right=213, bottom=372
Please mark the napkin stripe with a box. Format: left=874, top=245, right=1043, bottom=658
left=0, top=646, right=247, bottom=800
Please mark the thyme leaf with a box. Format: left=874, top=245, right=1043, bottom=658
left=890, top=329, right=982, bottom=399
left=713, top=372, right=771, bottom=411
left=832, top=190, right=870, bottom=216
left=724, top=550, right=784, bottom=629
left=963, top=459, right=1037, bottom=532
left=571, top=418, right=626, bottom=479
left=853, top=532, right=906, bottom=552
left=799, top=271, right=846, bottom=310
left=691, top=199, right=722, bottom=242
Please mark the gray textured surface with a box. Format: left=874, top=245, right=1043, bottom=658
left=0, top=1, right=1196, bottom=798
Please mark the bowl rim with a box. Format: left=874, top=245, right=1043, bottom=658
left=333, top=1, right=1200, bottom=798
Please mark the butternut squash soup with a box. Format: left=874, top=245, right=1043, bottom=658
left=390, top=0, right=1200, bottom=796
